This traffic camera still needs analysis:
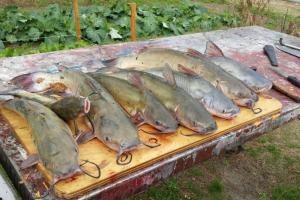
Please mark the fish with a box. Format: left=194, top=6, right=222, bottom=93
left=10, top=70, right=140, bottom=155
left=103, top=68, right=217, bottom=134
left=0, top=89, right=90, bottom=121
left=102, top=47, right=258, bottom=108
left=2, top=99, right=81, bottom=184
left=204, top=41, right=273, bottom=93
left=143, top=66, right=240, bottom=119
left=88, top=74, right=178, bottom=133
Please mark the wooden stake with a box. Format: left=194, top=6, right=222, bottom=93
left=129, top=3, right=137, bottom=41
left=74, top=0, right=81, bottom=41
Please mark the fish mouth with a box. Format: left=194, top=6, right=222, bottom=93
left=234, top=98, right=256, bottom=108
left=206, top=107, right=240, bottom=120
left=54, top=167, right=81, bottom=184
left=188, top=123, right=217, bottom=134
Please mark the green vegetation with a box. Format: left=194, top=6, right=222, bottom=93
left=0, top=1, right=239, bottom=57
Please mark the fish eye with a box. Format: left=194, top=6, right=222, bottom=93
left=222, top=109, right=226, bottom=113
left=155, top=121, right=162, bottom=126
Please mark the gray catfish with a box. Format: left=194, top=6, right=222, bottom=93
left=144, top=67, right=240, bottom=119
left=10, top=70, right=140, bottom=155
left=102, top=48, right=258, bottom=108
left=105, top=69, right=217, bottom=134
left=204, top=41, right=272, bottom=93
left=88, top=74, right=178, bottom=133
left=2, top=99, right=81, bottom=184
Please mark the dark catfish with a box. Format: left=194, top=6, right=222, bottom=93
left=2, top=99, right=80, bottom=184
left=88, top=74, right=178, bottom=133
left=106, top=69, right=217, bottom=134
left=11, top=70, right=140, bottom=155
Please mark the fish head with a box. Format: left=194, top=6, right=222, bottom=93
left=119, top=137, right=141, bottom=155
left=10, top=72, right=68, bottom=93
left=175, top=102, right=217, bottom=134
left=95, top=113, right=141, bottom=154
left=201, top=95, right=240, bottom=119
left=45, top=145, right=81, bottom=183
left=217, top=81, right=258, bottom=108
left=142, top=91, right=178, bottom=133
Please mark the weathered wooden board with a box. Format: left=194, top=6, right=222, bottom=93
left=0, top=95, right=282, bottom=199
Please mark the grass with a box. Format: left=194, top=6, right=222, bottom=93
left=271, top=185, right=300, bottom=200
left=131, top=120, right=300, bottom=200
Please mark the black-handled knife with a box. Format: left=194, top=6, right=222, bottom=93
left=269, top=67, right=300, bottom=88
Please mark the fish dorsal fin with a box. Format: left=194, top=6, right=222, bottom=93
left=204, top=41, right=224, bottom=57
left=177, top=64, right=198, bottom=76
left=138, top=46, right=150, bottom=54
left=128, top=72, right=144, bottom=89
left=162, top=64, right=177, bottom=87
left=20, top=154, right=39, bottom=169
left=186, top=48, right=206, bottom=59
left=101, top=57, right=119, bottom=68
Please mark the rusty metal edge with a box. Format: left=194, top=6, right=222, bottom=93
left=75, top=106, right=300, bottom=200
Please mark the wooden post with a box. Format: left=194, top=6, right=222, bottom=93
left=129, top=3, right=137, bottom=41
left=74, top=0, right=81, bottom=41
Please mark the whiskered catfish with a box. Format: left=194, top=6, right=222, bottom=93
left=88, top=74, right=178, bottom=133
left=2, top=99, right=81, bottom=184
left=204, top=41, right=272, bottom=93
left=10, top=70, right=140, bottom=155
left=144, top=66, right=240, bottom=119
left=102, top=48, right=258, bottom=108
left=102, top=68, right=217, bottom=134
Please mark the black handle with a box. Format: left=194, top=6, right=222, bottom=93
left=287, top=76, right=300, bottom=88
left=264, top=45, right=278, bottom=66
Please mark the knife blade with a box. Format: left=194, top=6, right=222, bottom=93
left=275, top=44, right=300, bottom=58
left=269, top=67, right=300, bottom=88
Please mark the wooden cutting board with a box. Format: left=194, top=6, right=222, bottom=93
left=0, top=95, right=282, bottom=199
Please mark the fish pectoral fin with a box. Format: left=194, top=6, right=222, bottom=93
left=20, top=154, right=39, bottom=169
left=131, top=112, right=144, bottom=124
left=204, top=40, right=225, bottom=57
left=76, top=131, right=96, bottom=145
left=177, top=64, right=198, bottom=76
left=186, top=48, right=206, bottom=59
left=162, top=64, right=177, bottom=87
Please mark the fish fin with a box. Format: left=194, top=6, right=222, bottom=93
left=162, top=64, right=177, bottom=87
left=76, top=131, right=96, bottom=145
left=138, top=46, right=150, bottom=53
left=204, top=41, right=224, bottom=57
left=101, top=58, right=118, bottom=68
left=21, top=154, right=39, bottom=169
left=128, top=72, right=144, bottom=89
left=94, top=66, right=121, bottom=74
left=131, top=112, right=144, bottom=124
left=177, top=64, right=198, bottom=76
left=9, top=73, right=34, bottom=91
left=186, top=48, right=206, bottom=59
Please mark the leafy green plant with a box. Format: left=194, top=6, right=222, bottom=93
left=0, top=1, right=240, bottom=52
